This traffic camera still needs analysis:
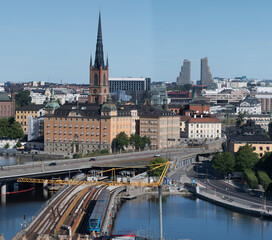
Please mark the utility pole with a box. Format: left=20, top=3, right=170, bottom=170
left=158, top=185, right=163, bottom=240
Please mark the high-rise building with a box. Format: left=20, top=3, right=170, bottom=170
left=177, top=59, right=191, bottom=85
left=88, top=12, right=109, bottom=105
left=200, top=57, right=213, bottom=86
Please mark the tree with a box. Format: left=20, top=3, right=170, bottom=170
left=129, top=134, right=151, bottom=150
left=235, top=144, right=259, bottom=171
left=15, top=91, right=31, bottom=109
left=113, top=132, right=129, bottom=151
left=0, top=117, right=24, bottom=139
left=4, top=143, right=9, bottom=149
left=212, top=152, right=235, bottom=174
left=236, top=112, right=245, bottom=127
left=149, top=157, right=167, bottom=177
left=16, top=141, right=22, bottom=148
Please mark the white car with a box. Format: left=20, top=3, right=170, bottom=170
left=154, top=154, right=160, bottom=157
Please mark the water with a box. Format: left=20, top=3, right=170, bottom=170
left=113, top=195, right=272, bottom=240
left=1, top=191, right=272, bottom=240
left=0, top=156, right=16, bottom=166
left=0, top=188, right=49, bottom=240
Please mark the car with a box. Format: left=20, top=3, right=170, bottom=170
left=154, top=154, right=160, bottom=157
left=49, top=162, right=57, bottom=166
left=89, top=157, right=96, bottom=161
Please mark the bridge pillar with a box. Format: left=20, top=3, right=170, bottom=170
left=1, top=183, right=6, bottom=195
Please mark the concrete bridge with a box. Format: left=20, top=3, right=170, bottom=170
left=0, top=147, right=219, bottom=195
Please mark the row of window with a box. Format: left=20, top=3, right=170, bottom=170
left=191, top=130, right=220, bottom=134
left=253, top=146, right=270, bottom=151
left=47, top=123, right=106, bottom=129
left=47, top=137, right=107, bottom=143
left=191, top=123, right=220, bottom=128
left=141, top=120, right=157, bottom=124
left=47, top=130, right=107, bottom=136
left=141, top=128, right=157, bottom=133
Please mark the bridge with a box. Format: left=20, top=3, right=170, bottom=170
left=0, top=147, right=218, bottom=195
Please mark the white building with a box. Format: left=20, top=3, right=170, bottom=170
left=186, top=116, right=221, bottom=140
left=236, top=96, right=262, bottom=115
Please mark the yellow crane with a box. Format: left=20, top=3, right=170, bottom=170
left=17, top=161, right=171, bottom=240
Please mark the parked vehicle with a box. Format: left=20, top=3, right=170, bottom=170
left=89, top=157, right=96, bottom=161
left=154, top=154, right=160, bottom=157
left=49, top=162, right=57, bottom=166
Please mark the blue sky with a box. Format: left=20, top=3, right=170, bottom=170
left=1, top=0, right=272, bottom=84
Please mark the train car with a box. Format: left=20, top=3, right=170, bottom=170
left=89, top=189, right=110, bottom=232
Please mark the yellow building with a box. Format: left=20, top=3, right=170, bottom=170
left=16, top=105, right=45, bottom=134
left=44, top=97, right=133, bottom=155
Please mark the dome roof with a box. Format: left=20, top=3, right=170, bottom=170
left=101, top=95, right=117, bottom=111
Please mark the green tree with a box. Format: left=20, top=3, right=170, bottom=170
left=0, top=117, right=24, bottom=139
left=16, top=141, right=22, bottom=148
left=113, top=131, right=129, bottom=151
left=235, top=144, right=259, bottom=171
left=15, top=91, right=31, bottom=109
left=236, top=112, right=245, bottom=127
left=129, top=134, right=151, bottom=150
left=4, top=143, right=9, bottom=149
left=149, top=157, right=167, bottom=177
left=212, top=152, right=235, bottom=174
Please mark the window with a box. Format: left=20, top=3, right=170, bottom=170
left=70, top=131, right=72, bottom=135
left=59, top=130, right=62, bottom=134
left=54, top=123, right=57, bottom=127
left=59, top=124, right=62, bottom=127
left=81, top=124, right=84, bottom=128
left=92, top=131, right=94, bottom=136
left=64, top=137, right=67, bottom=141
left=103, top=74, right=106, bottom=85
left=70, top=124, right=73, bottom=128
left=64, top=124, right=67, bottom=128
left=64, top=131, right=67, bottom=135
left=75, top=124, right=78, bottom=128
left=87, top=125, right=89, bottom=128
left=94, top=74, right=98, bottom=85
left=260, top=147, right=263, bottom=151
left=266, top=147, right=270, bottom=151
left=47, top=130, right=50, bottom=134
left=81, top=131, right=84, bottom=135
left=87, top=131, right=89, bottom=135
left=54, top=130, right=57, bottom=134
left=47, top=123, right=50, bottom=127
left=253, top=147, right=256, bottom=150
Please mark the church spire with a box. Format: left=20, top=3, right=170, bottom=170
left=94, top=11, right=105, bottom=69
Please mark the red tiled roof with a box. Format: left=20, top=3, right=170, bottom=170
left=180, top=116, right=191, bottom=121
left=188, top=117, right=220, bottom=123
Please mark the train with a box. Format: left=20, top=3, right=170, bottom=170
left=89, top=189, right=110, bottom=232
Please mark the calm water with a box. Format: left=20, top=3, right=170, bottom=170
left=113, top=195, right=272, bottom=240
left=0, top=188, right=49, bottom=240
left=0, top=156, right=16, bottom=166
left=1, top=191, right=272, bottom=240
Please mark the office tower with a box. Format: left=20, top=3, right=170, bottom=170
left=200, top=57, right=213, bottom=86
left=88, top=12, right=109, bottom=105
left=177, top=59, right=191, bottom=86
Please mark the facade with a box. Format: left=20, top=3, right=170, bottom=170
left=138, top=106, right=180, bottom=149
left=200, top=57, right=213, bottom=86
left=236, top=96, right=262, bottom=114
left=16, top=104, right=45, bottom=134
left=202, top=88, right=249, bottom=105
left=226, top=120, right=272, bottom=157
left=167, top=90, right=192, bottom=105
left=186, top=116, right=221, bottom=140
left=0, top=92, right=15, bottom=118
left=151, top=83, right=168, bottom=105
left=109, top=77, right=151, bottom=104
left=28, top=116, right=44, bottom=141
left=243, top=114, right=270, bottom=131
left=88, top=12, right=109, bottom=105
left=177, top=59, right=191, bottom=86
left=252, top=92, right=272, bottom=113
left=44, top=101, right=133, bottom=155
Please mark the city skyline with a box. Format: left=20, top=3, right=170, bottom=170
left=1, top=0, right=272, bottom=84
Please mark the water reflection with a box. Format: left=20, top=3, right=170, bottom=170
left=114, top=195, right=272, bottom=240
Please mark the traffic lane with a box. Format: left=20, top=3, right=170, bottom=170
left=205, top=179, right=272, bottom=207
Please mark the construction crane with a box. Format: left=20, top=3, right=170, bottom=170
left=17, top=161, right=171, bottom=240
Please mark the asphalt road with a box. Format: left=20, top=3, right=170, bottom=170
left=0, top=147, right=205, bottom=181
left=188, top=161, right=272, bottom=209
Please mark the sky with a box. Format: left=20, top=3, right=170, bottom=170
left=1, top=0, right=272, bottom=84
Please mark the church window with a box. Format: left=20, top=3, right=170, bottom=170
left=103, top=74, right=106, bottom=85
left=94, top=74, right=98, bottom=85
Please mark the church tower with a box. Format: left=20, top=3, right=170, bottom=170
left=88, top=11, right=109, bottom=105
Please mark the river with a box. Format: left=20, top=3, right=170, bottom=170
left=0, top=191, right=271, bottom=240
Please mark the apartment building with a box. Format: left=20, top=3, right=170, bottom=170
left=16, top=104, right=45, bottom=134
left=138, top=106, right=180, bottom=149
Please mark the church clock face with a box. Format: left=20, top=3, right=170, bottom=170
left=93, top=89, right=97, bottom=94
